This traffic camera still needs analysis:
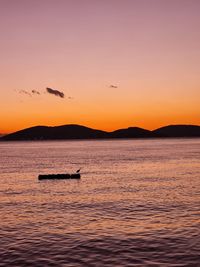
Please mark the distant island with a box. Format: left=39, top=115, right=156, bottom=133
left=0, top=124, right=200, bottom=141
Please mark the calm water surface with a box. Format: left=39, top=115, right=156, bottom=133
left=0, top=139, right=199, bottom=266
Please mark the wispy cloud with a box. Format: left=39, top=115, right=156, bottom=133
left=109, top=85, right=118, bottom=88
left=19, top=90, right=32, bottom=97
left=16, top=87, right=66, bottom=99
left=32, top=90, right=40, bottom=95
left=46, top=87, right=65, bottom=98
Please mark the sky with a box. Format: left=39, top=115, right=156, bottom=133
left=0, top=0, right=200, bottom=133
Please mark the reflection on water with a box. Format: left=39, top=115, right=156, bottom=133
left=0, top=139, right=200, bottom=266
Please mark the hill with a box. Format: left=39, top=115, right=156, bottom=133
left=153, top=125, right=200, bottom=137
left=110, top=127, right=152, bottom=138
left=0, top=125, right=108, bottom=141
left=0, top=124, right=200, bottom=141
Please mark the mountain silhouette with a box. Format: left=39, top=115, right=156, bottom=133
left=0, top=125, right=108, bottom=141
left=153, top=125, right=200, bottom=137
left=0, top=124, right=200, bottom=141
left=110, top=127, right=152, bottom=138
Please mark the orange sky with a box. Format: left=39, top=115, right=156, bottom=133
left=0, top=0, right=200, bottom=134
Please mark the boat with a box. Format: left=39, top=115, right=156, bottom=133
left=38, top=173, right=81, bottom=180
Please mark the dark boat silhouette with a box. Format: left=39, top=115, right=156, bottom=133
left=38, top=173, right=81, bottom=180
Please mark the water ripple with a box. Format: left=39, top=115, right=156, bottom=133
left=0, top=139, right=199, bottom=266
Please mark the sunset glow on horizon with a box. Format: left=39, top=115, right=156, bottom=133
left=1, top=0, right=200, bottom=134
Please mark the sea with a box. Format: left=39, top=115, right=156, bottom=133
left=0, top=138, right=199, bottom=267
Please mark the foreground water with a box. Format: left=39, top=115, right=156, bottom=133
left=0, top=138, right=199, bottom=266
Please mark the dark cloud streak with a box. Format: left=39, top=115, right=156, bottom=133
left=109, top=85, right=118, bottom=88
left=46, top=87, right=65, bottom=98
left=32, top=90, right=40, bottom=95
left=19, top=90, right=32, bottom=97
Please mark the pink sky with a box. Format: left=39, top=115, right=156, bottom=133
left=0, top=0, right=200, bottom=133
